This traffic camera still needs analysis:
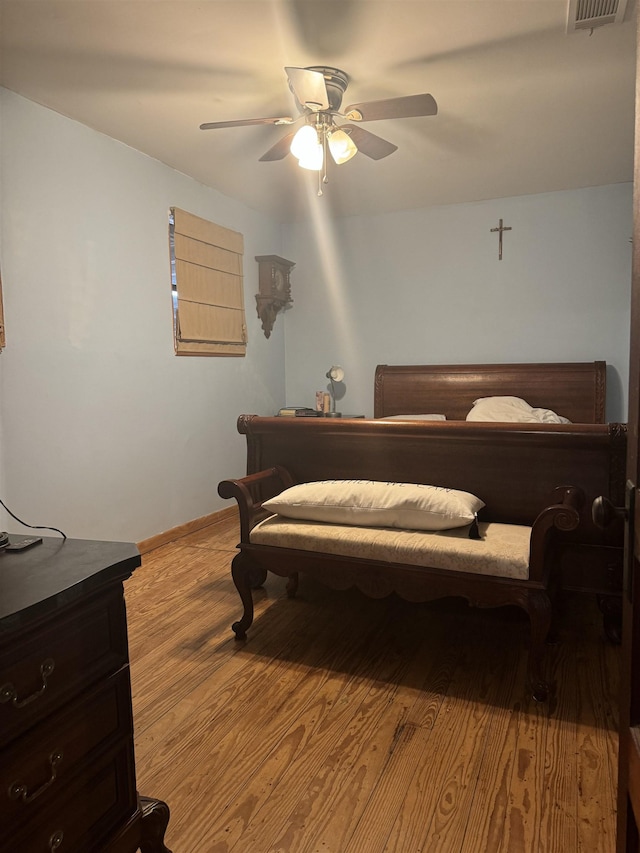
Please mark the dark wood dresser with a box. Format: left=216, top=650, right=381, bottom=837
left=0, top=537, right=171, bottom=853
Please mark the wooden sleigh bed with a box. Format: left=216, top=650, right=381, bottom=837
left=219, top=361, right=626, bottom=700
left=372, top=360, right=625, bottom=612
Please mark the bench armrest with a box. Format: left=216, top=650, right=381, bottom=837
left=528, top=485, right=584, bottom=581
left=218, top=465, right=295, bottom=543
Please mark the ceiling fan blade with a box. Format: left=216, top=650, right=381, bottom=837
left=341, top=125, right=398, bottom=160
left=200, top=116, right=293, bottom=130
left=344, top=93, right=438, bottom=122
left=285, top=66, right=330, bottom=111
left=259, top=132, right=297, bottom=162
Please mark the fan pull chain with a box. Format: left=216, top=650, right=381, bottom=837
left=323, top=124, right=329, bottom=186
left=318, top=127, right=327, bottom=196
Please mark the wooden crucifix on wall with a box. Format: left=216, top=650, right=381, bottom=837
left=490, top=218, right=512, bottom=260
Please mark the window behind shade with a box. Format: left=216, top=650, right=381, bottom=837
left=169, top=207, right=247, bottom=356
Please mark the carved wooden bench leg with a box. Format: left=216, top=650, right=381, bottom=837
left=597, top=593, right=622, bottom=645
left=139, top=796, right=172, bottom=853
left=523, top=589, right=553, bottom=702
left=545, top=571, right=562, bottom=646
left=249, top=565, right=268, bottom=588
left=286, top=572, right=299, bottom=598
left=231, top=552, right=256, bottom=640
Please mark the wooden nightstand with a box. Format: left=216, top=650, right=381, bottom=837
left=0, top=537, right=171, bottom=852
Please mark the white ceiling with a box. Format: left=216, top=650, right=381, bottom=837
left=0, top=0, right=636, bottom=223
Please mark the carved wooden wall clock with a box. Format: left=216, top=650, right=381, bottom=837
left=255, top=254, right=294, bottom=338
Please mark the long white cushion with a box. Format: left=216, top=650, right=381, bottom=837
left=380, top=414, right=446, bottom=421
left=262, top=480, right=485, bottom=531
left=250, top=518, right=531, bottom=580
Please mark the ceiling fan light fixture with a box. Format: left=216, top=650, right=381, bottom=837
left=200, top=66, right=437, bottom=190
left=290, top=124, right=319, bottom=159
left=298, top=142, right=324, bottom=171
left=328, top=129, right=358, bottom=164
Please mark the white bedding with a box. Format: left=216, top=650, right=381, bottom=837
left=466, top=396, right=571, bottom=424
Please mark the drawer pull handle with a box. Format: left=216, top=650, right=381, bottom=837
left=9, top=749, right=63, bottom=803
left=0, top=658, right=55, bottom=708
left=49, top=830, right=64, bottom=851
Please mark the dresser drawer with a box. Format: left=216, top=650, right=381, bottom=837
left=1, top=741, right=137, bottom=853
left=0, top=587, right=128, bottom=746
left=1, top=666, right=134, bottom=829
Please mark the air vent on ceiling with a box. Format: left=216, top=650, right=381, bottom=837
left=566, top=0, right=628, bottom=31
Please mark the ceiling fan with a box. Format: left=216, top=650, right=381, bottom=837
left=199, top=66, right=437, bottom=193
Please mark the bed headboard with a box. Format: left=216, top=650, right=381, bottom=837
left=374, top=362, right=607, bottom=423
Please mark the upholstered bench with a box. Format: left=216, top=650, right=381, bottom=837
left=218, top=466, right=584, bottom=702
left=251, top=517, right=533, bottom=579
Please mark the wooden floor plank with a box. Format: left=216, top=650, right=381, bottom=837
left=341, top=628, right=468, bottom=853
left=538, top=635, right=579, bottom=853
left=575, top=609, right=619, bottom=852
left=137, top=593, right=406, bottom=849
left=214, top=599, right=452, bottom=853
left=125, top=519, right=620, bottom=853
left=447, top=623, right=530, bottom=852
left=266, top=608, right=465, bottom=853
left=380, top=610, right=527, bottom=853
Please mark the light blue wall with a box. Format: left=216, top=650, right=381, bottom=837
left=282, top=184, right=632, bottom=421
left=0, top=89, right=285, bottom=541
left=0, top=89, right=632, bottom=541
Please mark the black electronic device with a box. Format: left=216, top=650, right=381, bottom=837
left=5, top=536, right=43, bottom=551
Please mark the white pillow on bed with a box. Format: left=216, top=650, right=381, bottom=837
left=466, top=396, right=571, bottom=424
left=262, top=480, right=484, bottom=531
left=381, top=414, right=446, bottom=421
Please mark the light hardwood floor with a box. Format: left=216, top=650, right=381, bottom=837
left=127, top=513, right=619, bottom=853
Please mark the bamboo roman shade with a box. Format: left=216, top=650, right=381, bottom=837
left=170, top=207, right=247, bottom=356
